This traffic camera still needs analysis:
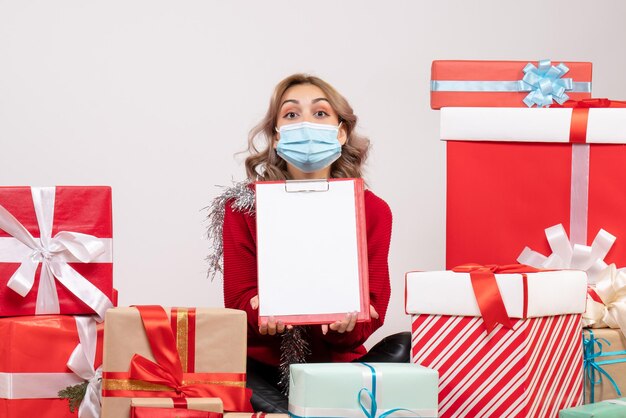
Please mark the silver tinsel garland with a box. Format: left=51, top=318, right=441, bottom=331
left=205, top=179, right=310, bottom=395
left=205, top=179, right=255, bottom=280
left=278, top=326, right=311, bottom=395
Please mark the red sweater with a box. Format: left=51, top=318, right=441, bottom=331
left=222, top=189, right=392, bottom=366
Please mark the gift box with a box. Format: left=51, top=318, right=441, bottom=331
left=223, top=414, right=288, bottom=418
left=132, top=408, right=221, bottom=418
left=430, top=59, right=592, bottom=109
left=130, top=397, right=223, bottom=418
left=406, top=266, right=587, bottom=418
left=559, top=398, right=626, bottom=417
left=288, top=362, right=438, bottom=417
left=101, top=306, right=252, bottom=417
left=0, top=186, right=114, bottom=319
left=441, top=100, right=626, bottom=274
left=0, top=314, right=103, bottom=418
left=583, top=329, right=626, bottom=404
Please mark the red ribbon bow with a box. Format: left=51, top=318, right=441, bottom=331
left=553, top=98, right=626, bottom=144
left=557, top=98, right=626, bottom=108
left=452, top=264, right=541, bottom=333
left=129, top=306, right=253, bottom=411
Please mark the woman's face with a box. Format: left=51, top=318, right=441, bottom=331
left=274, top=83, right=347, bottom=145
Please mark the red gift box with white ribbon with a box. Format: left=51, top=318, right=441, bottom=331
left=0, top=186, right=114, bottom=319
left=441, top=100, right=626, bottom=276
left=0, top=315, right=104, bottom=418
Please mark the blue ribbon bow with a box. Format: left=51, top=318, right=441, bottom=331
left=583, top=329, right=626, bottom=403
left=519, top=59, right=573, bottom=107
left=358, top=363, right=424, bottom=418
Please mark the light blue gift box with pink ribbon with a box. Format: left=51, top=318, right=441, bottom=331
left=288, top=362, right=438, bottom=418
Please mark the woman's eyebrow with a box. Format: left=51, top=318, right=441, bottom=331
left=280, top=97, right=329, bottom=109
left=280, top=99, right=299, bottom=108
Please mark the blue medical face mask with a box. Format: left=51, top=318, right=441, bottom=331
left=275, top=121, right=343, bottom=173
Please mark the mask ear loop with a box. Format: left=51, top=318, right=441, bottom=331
left=337, top=121, right=346, bottom=147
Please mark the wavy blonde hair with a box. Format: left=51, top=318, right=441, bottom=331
left=245, top=74, right=370, bottom=181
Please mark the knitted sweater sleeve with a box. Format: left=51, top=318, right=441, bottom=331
left=319, top=191, right=393, bottom=349
left=222, top=199, right=262, bottom=337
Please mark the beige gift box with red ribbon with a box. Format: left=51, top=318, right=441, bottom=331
left=101, top=306, right=251, bottom=418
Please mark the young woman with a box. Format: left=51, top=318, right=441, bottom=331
left=208, top=74, right=409, bottom=413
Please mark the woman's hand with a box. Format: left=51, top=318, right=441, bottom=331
left=321, top=305, right=379, bottom=335
left=250, top=295, right=292, bottom=336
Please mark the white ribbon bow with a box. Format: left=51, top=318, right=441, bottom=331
left=582, top=264, right=626, bottom=338
left=517, top=224, right=616, bottom=284
left=67, top=316, right=102, bottom=418
left=0, top=187, right=112, bottom=320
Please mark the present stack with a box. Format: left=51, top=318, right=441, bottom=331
left=0, top=187, right=256, bottom=417
left=406, top=59, right=626, bottom=417
left=0, top=186, right=114, bottom=417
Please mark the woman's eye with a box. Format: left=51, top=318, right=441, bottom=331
left=314, top=110, right=329, bottom=117
left=284, top=111, right=298, bottom=119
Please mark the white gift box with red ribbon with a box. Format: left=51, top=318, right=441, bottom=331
left=406, top=269, right=587, bottom=318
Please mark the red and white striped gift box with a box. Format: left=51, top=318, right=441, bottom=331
left=406, top=268, right=588, bottom=418
left=412, top=314, right=582, bottom=417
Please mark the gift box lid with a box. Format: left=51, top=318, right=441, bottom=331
left=558, top=398, right=626, bottom=417
left=405, top=269, right=587, bottom=318
left=430, top=60, right=592, bottom=109
left=0, top=314, right=103, bottom=373
left=440, top=105, right=626, bottom=144
left=103, top=306, right=246, bottom=373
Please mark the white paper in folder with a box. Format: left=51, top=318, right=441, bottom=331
left=255, top=178, right=369, bottom=325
